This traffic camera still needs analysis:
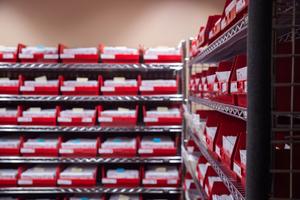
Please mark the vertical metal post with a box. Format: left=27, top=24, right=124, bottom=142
left=246, top=0, right=273, bottom=199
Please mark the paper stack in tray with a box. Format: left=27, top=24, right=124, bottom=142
left=222, top=136, right=238, bottom=155
left=0, top=108, right=18, bottom=117
left=102, top=137, right=136, bottom=149
left=21, top=137, right=59, bottom=153
left=21, top=76, right=58, bottom=89
left=62, top=77, right=98, bottom=88
left=109, top=194, right=139, bottom=200
left=198, top=162, right=210, bottom=177
left=59, top=165, right=96, bottom=179
left=0, top=78, right=18, bottom=86
left=107, top=168, right=139, bottom=179
left=0, top=136, right=20, bottom=149
left=0, top=169, right=18, bottom=179
left=145, top=165, right=178, bottom=179
left=146, top=107, right=180, bottom=117
left=140, top=136, right=174, bottom=149
left=61, top=47, right=98, bottom=56
left=240, top=149, right=246, bottom=166
left=144, top=47, right=180, bottom=57
left=60, top=138, right=97, bottom=155
left=60, top=108, right=95, bottom=118
left=22, top=107, right=56, bottom=117
left=19, top=46, right=58, bottom=58
left=102, top=46, right=138, bottom=55
left=20, top=165, right=58, bottom=180
left=103, top=77, right=137, bottom=87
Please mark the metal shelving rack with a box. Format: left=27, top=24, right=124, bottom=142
left=184, top=13, right=248, bottom=200
left=0, top=60, right=184, bottom=198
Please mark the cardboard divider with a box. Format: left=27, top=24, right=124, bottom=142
left=60, top=137, right=100, bottom=157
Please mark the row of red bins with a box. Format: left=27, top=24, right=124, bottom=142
left=0, top=44, right=181, bottom=63
left=191, top=110, right=246, bottom=188
left=0, top=105, right=182, bottom=126
left=0, top=135, right=179, bottom=157
left=190, top=54, right=247, bottom=107
left=190, top=0, right=248, bottom=57
left=184, top=159, right=233, bottom=200
left=0, top=165, right=181, bottom=188
left=0, top=75, right=179, bottom=96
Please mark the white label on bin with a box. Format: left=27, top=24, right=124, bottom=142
left=203, top=84, right=208, bottom=91
left=144, top=55, right=158, bottom=60
left=167, top=179, right=177, bottom=185
left=44, top=54, right=58, bottom=59
left=185, top=179, right=193, bottom=189
left=236, top=0, right=246, bottom=13
left=98, top=117, right=113, bottom=122
left=140, top=86, right=154, bottom=91
left=82, top=117, right=92, bottom=123
left=58, top=179, right=72, bottom=185
left=230, top=82, right=238, bottom=92
left=18, top=117, right=32, bottom=122
left=60, top=54, right=75, bottom=59
left=221, top=19, right=227, bottom=30
left=59, top=149, right=74, bottom=154
left=3, top=53, right=14, bottom=59
left=18, top=179, right=33, bottom=185
left=19, top=54, right=34, bottom=59
left=144, top=117, right=158, bottom=122
left=225, top=0, right=236, bottom=15
left=20, top=86, right=35, bottom=91
left=101, top=87, right=115, bottom=92
left=102, top=178, right=117, bottom=184
left=213, top=83, right=218, bottom=92
left=222, top=82, right=228, bottom=93
left=101, top=54, right=115, bottom=59
left=61, top=86, right=75, bottom=91
left=143, top=179, right=157, bottom=184
left=244, top=81, right=247, bottom=93
left=21, top=148, right=35, bottom=153
left=139, top=149, right=153, bottom=154
left=236, top=66, right=247, bottom=81
left=216, top=146, right=221, bottom=157
left=187, top=146, right=194, bottom=153
left=233, top=162, right=242, bottom=178
left=58, top=117, right=72, bottom=122
left=99, top=149, right=113, bottom=154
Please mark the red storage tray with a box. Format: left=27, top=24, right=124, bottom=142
left=58, top=165, right=97, bottom=186
left=58, top=106, right=98, bottom=126
left=191, top=73, right=202, bottom=96
left=139, top=75, right=179, bottom=95
left=205, top=175, right=231, bottom=200
left=190, top=38, right=199, bottom=58
left=189, top=74, right=197, bottom=95
left=194, top=110, right=214, bottom=142
left=60, top=76, right=101, bottom=96
left=203, top=168, right=218, bottom=196
left=230, top=54, right=247, bottom=107
left=59, top=44, right=99, bottom=63
left=18, top=165, right=60, bottom=187
left=20, top=76, right=62, bottom=95
left=0, top=46, right=18, bottom=63
left=204, top=112, right=222, bottom=152
left=21, top=137, right=62, bottom=157
left=208, top=16, right=222, bottom=43
left=184, top=172, right=195, bottom=191
left=18, top=44, right=59, bottom=63
left=0, top=136, right=23, bottom=156
left=101, top=166, right=140, bottom=187
left=220, top=0, right=237, bottom=31
left=18, top=106, right=59, bottom=126
left=0, top=75, right=22, bottom=95
left=214, top=60, right=237, bottom=105
left=215, top=117, right=246, bottom=170
left=199, top=70, right=208, bottom=95
left=138, top=135, right=178, bottom=157
left=100, top=75, right=140, bottom=96
left=0, top=106, right=21, bottom=125
left=233, top=131, right=246, bottom=188
left=143, top=105, right=182, bottom=126
left=196, top=156, right=211, bottom=187
left=98, top=105, right=138, bottom=127
left=198, top=15, right=222, bottom=48
left=142, top=165, right=181, bottom=187
left=236, top=0, right=249, bottom=17
left=105, top=195, right=142, bottom=200
left=60, top=138, right=100, bottom=157
left=98, top=137, right=138, bottom=157
left=100, top=45, right=140, bottom=63
left=0, top=167, right=22, bottom=187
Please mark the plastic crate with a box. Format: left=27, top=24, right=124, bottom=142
left=101, top=76, right=140, bottom=96
left=220, top=0, right=237, bottom=31
left=102, top=166, right=140, bottom=187
left=98, top=105, right=138, bottom=127
left=0, top=46, right=18, bottom=63
left=0, top=106, right=21, bottom=125
left=59, top=44, right=99, bottom=63
left=0, top=167, right=22, bottom=187
left=60, top=138, right=100, bottom=157
left=100, top=45, right=140, bottom=63
left=198, top=16, right=223, bottom=48
left=60, top=76, right=101, bottom=96
left=0, top=75, right=22, bottom=95
left=58, top=107, right=98, bottom=126
left=98, top=137, right=138, bottom=157
left=18, top=106, right=59, bottom=126
left=143, top=105, right=182, bottom=126
left=208, top=16, right=222, bottom=43
left=18, top=44, right=59, bottom=63
left=21, top=137, right=62, bottom=157
left=0, top=136, right=23, bottom=156
left=143, top=47, right=181, bottom=63
left=140, top=75, right=179, bottom=95
left=20, top=76, right=62, bottom=95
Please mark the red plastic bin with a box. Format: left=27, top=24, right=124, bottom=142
left=58, top=106, right=98, bottom=126
left=100, top=45, right=140, bottom=63
left=59, top=44, right=99, bottom=63
left=21, top=137, right=62, bottom=157
left=0, top=46, right=18, bottom=63
left=98, top=137, right=138, bottom=157
left=0, top=167, right=23, bottom=187
left=60, top=76, right=101, bottom=96
left=18, top=106, right=59, bottom=126
left=60, top=138, right=100, bottom=157
left=196, top=156, right=211, bottom=187
left=18, top=44, right=59, bottom=63
left=233, top=131, right=246, bottom=188
left=220, top=0, right=237, bottom=31
left=101, top=166, right=140, bottom=187
left=143, top=105, right=182, bottom=126
left=139, top=75, right=179, bottom=95
left=0, top=75, right=22, bottom=95
left=0, top=106, right=21, bottom=125
left=0, top=136, right=23, bottom=156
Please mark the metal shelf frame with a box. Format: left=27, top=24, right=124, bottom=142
left=188, top=128, right=245, bottom=200
left=188, top=96, right=247, bottom=121
left=0, top=187, right=182, bottom=195
left=190, top=15, right=248, bottom=64
left=0, top=94, right=183, bottom=103
left=0, top=156, right=182, bottom=164
left=0, top=125, right=182, bottom=134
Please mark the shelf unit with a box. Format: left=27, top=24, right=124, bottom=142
left=0, top=60, right=184, bottom=199
left=184, top=6, right=248, bottom=200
